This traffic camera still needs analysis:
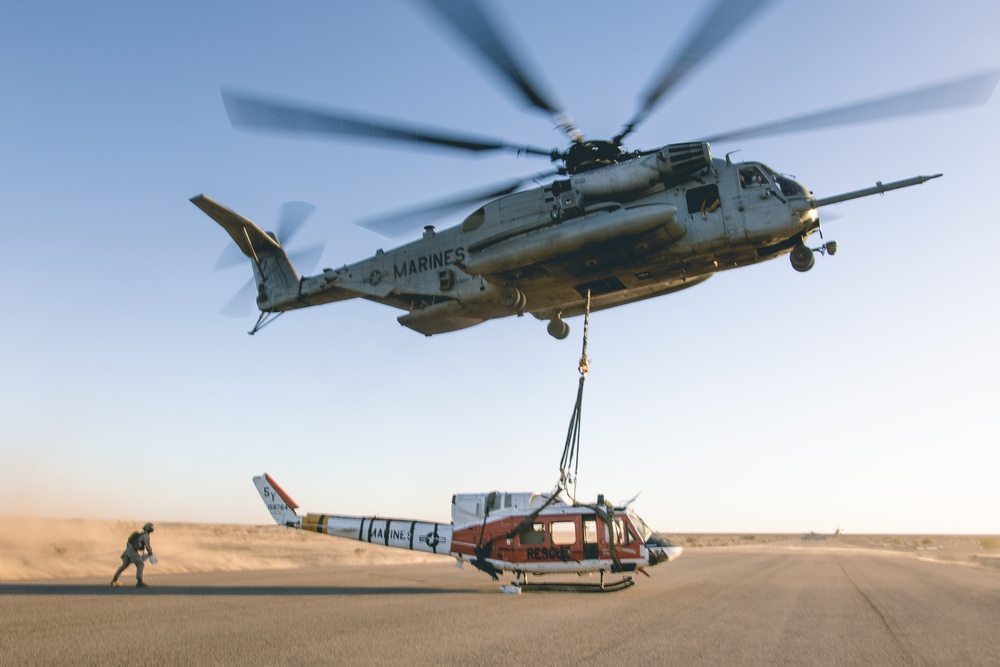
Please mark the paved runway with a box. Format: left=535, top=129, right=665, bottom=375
left=2, top=549, right=998, bottom=666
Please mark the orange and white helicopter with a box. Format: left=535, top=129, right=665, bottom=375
left=252, top=300, right=681, bottom=592
left=253, top=472, right=681, bottom=592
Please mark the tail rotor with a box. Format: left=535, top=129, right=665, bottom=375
left=213, top=201, right=325, bottom=317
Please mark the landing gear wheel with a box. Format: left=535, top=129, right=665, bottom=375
left=547, top=317, right=570, bottom=340
left=500, top=286, right=527, bottom=311
left=790, top=244, right=815, bottom=272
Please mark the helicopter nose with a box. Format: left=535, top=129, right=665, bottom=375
left=648, top=544, right=684, bottom=565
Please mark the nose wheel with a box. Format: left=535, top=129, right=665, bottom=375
left=790, top=240, right=837, bottom=272
left=547, top=314, right=570, bottom=340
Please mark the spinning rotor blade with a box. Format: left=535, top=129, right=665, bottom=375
left=616, top=0, right=775, bottom=144
left=276, top=201, right=316, bottom=246
left=213, top=201, right=324, bottom=316
left=288, top=241, right=325, bottom=276
left=701, top=70, right=1000, bottom=143
left=417, top=0, right=582, bottom=143
left=223, top=89, right=554, bottom=157
left=217, top=243, right=324, bottom=318
left=214, top=200, right=317, bottom=270
left=220, top=279, right=257, bottom=318
left=214, top=242, right=245, bottom=271
left=359, top=171, right=556, bottom=238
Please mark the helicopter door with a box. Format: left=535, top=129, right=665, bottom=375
left=717, top=165, right=750, bottom=248
left=583, top=518, right=599, bottom=560
left=734, top=163, right=788, bottom=244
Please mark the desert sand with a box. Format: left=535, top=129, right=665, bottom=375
left=1, top=516, right=997, bottom=581
left=0, top=516, right=439, bottom=581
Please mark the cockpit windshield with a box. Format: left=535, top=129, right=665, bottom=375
left=627, top=508, right=679, bottom=547
left=759, top=163, right=808, bottom=197
left=627, top=509, right=654, bottom=542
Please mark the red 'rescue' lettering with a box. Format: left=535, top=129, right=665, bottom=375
left=526, top=546, right=571, bottom=561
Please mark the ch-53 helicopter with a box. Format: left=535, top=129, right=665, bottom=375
left=193, top=0, right=998, bottom=338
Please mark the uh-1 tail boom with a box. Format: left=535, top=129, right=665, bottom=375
left=251, top=473, right=453, bottom=556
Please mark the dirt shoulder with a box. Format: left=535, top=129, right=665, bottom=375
left=0, top=517, right=439, bottom=581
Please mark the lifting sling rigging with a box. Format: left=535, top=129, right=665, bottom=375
left=471, top=291, right=629, bottom=582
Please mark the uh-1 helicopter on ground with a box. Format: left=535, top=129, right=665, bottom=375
left=193, top=0, right=998, bottom=338
left=253, top=471, right=681, bottom=592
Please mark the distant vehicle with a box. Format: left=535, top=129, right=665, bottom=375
left=253, top=473, right=682, bottom=592
left=802, top=532, right=827, bottom=541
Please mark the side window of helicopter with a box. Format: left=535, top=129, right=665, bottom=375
left=550, top=521, right=577, bottom=546
left=686, top=184, right=721, bottom=218
left=739, top=166, right=769, bottom=189
left=519, top=522, right=546, bottom=545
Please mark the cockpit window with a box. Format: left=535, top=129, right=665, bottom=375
left=775, top=175, right=807, bottom=197
left=760, top=164, right=807, bottom=197
left=739, top=166, right=769, bottom=189
left=626, top=509, right=654, bottom=542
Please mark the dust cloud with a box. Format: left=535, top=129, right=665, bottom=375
left=0, top=517, right=441, bottom=581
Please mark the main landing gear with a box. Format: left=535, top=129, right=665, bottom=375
left=510, top=570, right=636, bottom=593
left=790, top=240, right=838, bottom=273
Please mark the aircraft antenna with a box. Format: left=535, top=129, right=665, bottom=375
left=559, top=290, right=591, bottom=503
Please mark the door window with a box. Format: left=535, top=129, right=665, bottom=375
left=550, top=521, right=577, bottom=546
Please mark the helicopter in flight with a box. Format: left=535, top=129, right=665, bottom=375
left=193, top=0, right=998, bottom=338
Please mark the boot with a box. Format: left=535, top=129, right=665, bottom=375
left=136, top=579, right=148, bottom=588
left=111, top=579, right=122, bottom=587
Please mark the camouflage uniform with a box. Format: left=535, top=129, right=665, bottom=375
left=111, top=523, right=154, bottom=587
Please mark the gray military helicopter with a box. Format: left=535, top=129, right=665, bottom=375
left=192, top=0, right=998, bottom=338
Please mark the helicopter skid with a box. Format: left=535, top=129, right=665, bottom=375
left=514, top=576, right=635, bottom=593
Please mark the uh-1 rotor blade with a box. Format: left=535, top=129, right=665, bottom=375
left=701, top=70, right=1000, bottom=144
left=615, top=0, right=776, bottom=145
left=359, top=170, right=558, bottom=239
left=416, top=0, right=583, bottom=143
left=222, top=89, right=555, bottom=158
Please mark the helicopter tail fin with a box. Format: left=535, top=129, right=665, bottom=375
left=191, top=195, right=300, bottom=310
left=252, top=473, right=302, bottom=528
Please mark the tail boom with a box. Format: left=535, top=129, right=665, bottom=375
left=253, top=474, right=452, bottom=556
left=302, top=513, right=452, bottom=555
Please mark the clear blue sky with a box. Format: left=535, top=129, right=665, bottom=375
left=2, top=1, right=998, bottom=534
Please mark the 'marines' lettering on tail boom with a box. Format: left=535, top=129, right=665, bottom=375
left=393, top=247, right=467, bottom=278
